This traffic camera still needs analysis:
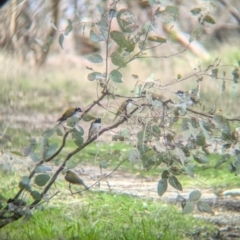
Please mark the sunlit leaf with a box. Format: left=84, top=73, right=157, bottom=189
left=34, top=174, right=50, bottom=187
left=189, top=190, right=201, bottom=202
left=148, top=36, right=166, bottom=43
left=168, top=175, right=183, bottom=191
left=110, top=69, right=123, bottom=83
left=59, top=33, right=64, bottom=49
left=157, top=178, right=168, bottom=196
left=110, top=30, right=128, bottom=48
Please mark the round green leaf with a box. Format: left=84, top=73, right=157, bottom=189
left=157, top=178, right=168, bottom=196
left=34, top=174, right=50, bottom=187
left=110, top=30, right=128, bottom=48
left=110, top=70, right=123, bottom=83
left=116, top=9, right=138, bottom=33
left=87, top=72, right=103, bottom=81
left=111, top=52, right=126, bottom=67
left=30, top=190, right=42, bottom=201
left=189, top=190, right=201, bottom=202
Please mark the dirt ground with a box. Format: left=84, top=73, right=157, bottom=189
left=75, top=164, right=240, bottom=240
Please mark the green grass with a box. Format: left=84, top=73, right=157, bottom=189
left=0, top=192, right=215, bottom=240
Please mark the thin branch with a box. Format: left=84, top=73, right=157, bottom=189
left=73, top=158, right=128, bottom=195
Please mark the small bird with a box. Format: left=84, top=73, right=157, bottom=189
left=57, top=107, right=82, bottom=125
left=64, top=170, right=88, bottom=189
left=176, top=84, right=200, bottom=106
left=113, top=99, right=133, bottom=121
left=87, top=118, right=102, bottom=141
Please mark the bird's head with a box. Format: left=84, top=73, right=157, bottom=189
left=95, top=118, right=101, bottom=123
left=75, top=107, right=82, bottom=113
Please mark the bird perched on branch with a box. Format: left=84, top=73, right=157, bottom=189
left=57, top=107, right=82, bottom=125
left=113, top=99, right=133, bottom=121
left=87, top=118, right=102, bottom=141
left=64, top=170, right=88, bottom=189
left=176, top=84, right=200, bottom=106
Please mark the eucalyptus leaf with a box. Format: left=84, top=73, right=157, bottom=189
left=59, top=33, right=64, bottom=49
left=197, top=201, right=213, bottom=213
left=84, top=53, right=103, bottom=63
left=157, top=178, right=168, bottom=196
left=168, top=175, right=183, bottom=191
left=87, top=72, right=103, bottom=81
left=193, top=152, right=209, bottom=164
left=19, top=176, right=31, bottom=191
left=203, top=15, right=216, bottom=24
left=35, top=165, right=52, bottom=173
left=110, top=69, right=123, bottom=83
left=111, top=52, right=126, bottom=67
left=190, top=8, right=201, bottom=15
left=64, top=19, right=72, bottom=36
left=148, top=36, right=166, bottom=43
left=182, top=201, right=195, bottom=214
left=116, top=9, right=138, bottom=33
left=82, top=114, right=96, bottom=122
